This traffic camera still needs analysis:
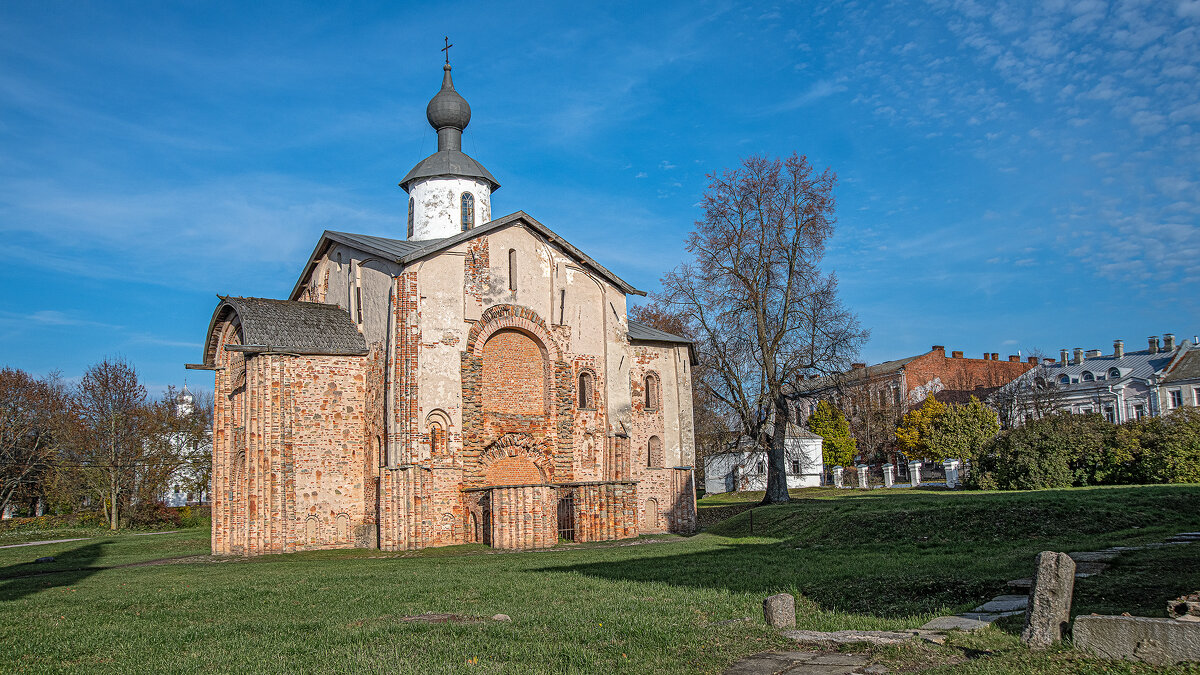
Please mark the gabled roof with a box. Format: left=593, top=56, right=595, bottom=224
left=289, top=211, right=645, bottom=300
left=791, top=354, right=920, bottom=394
left=199, top=296, right=368, bottom=366
left=1162, top=346, right=1200, bottom=384
left=1040, top=348, right=1177, bottom=386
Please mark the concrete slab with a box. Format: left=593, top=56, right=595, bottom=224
left=972, top=595, right=1029, bottom=613
left=0, top=537, right=89, bottom=549
left=919, top=615, right=993, bottom=631
left=1006, top=578, right=1033, bottom=590
left=783, top=629, right=918, bottom=645
left=722, top=650, right=871, bottom=675
left=961, top=611, right=1023, bottom=621
left=1068, top=551, right=1119, bottom=563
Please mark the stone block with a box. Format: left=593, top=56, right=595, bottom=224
left=1168, top=593, right=1200, bottom=622
left=1074, top=614, right=1200, bottom=665
left=1021, top=551, right=1075, bottom=648
left=919, top=615, right=992, bottom=631
left=763, top=593, right=796, bottom=628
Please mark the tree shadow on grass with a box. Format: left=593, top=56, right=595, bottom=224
left=0, top=542, right=109, bottom=603
left=534, top=540, right=1001, bottom=619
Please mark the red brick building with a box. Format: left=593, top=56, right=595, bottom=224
left=188, top=63, right=697, bottom=555
left=794, top=346, right=1038, bottom=460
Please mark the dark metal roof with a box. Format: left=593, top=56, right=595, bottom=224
left=627, top=319, right=691, bottom=344
left=399, top=149, right=500, bottom=191
left=289, top=211, right=645, bottom=300
left=201, top=296, right=367, bottom=365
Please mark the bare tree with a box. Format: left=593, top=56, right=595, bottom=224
left=0, top=368, right=68, bottom=516
left=66, top=358, right=172, bottom=529
left=989, top=356, right=1067, bottom=429
left=658, top=154, right=868, bottom=504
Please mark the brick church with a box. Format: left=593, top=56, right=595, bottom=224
left=189, top=60, right=698, bottom=555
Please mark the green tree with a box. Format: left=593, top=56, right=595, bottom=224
left=927, top=396, right=1000, bottom=463
left=806, top=400, right=857, bottom=466
left=895, top=395, right=945, bottom=461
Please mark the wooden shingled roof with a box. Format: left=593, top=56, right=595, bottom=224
left=196, top=296, right=368, bottom=367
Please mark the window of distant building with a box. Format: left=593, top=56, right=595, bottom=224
left=508, top=248, right=517, bottom=291
left=1081, top=371, right=1094, bottom=382
left=1134, top=404, right=1146, bottom=420
left=1194, top=387, right=1200, bottom=406
left=756, top=460, right=765, bottom=474
left=1059, top=375, right=1070, bottom=385
left=1170, top=389, right=1183, bottom=408
left=1109, top=368, right=1121, bottom=379
left=791, top=459, right=801, bottom=475
left=408, top=197, right=415, bottom=238
left=461, top=192, right=475, bottom=231
left=1104, top=406, right=1116, bottom=423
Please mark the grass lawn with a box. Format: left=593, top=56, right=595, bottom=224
left=1, top=485, right=1198, bottom=673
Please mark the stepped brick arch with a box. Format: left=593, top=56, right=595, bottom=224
left=470, top=304, right=560, bottom=362
left=479, top=433, right=554, bottom=485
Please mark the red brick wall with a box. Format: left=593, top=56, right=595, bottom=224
left=904, top=350, right=1034, bottom=404
left=484, top=456, right=546, bottom=485
left=481, top=329, right=546, bottom=416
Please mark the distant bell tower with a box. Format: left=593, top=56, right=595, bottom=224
left=400, top=41, right=499, bottom=241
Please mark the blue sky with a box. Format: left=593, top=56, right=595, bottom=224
left=2, top=0, right=1198, bottom=395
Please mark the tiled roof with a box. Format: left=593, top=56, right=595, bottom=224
left=202, top=296, right=367, bottom=365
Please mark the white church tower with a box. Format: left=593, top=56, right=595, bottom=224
left=400, top=59, right=499, bottom=240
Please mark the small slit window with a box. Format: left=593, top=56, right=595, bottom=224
left=648, top=435, right=662, bottom=468
left=644, top=373, right=660, bottom=411
left=461, top=192, right=475, bottom=231
left=508, top=249, right=517, bottom=291
left=429, top=423, right=445, bottom=456
left=408, top=197, right=415, bottom=238
left=578, top=371, right=594, bottom=409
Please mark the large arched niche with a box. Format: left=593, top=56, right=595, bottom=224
left=481, top=328, right=548, bottom=417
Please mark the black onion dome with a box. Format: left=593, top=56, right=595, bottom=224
left=426, top=64, right=471, bottom=131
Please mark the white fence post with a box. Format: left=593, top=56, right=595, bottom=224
left=856, top=464, right=869, bottom=489
left=832, top=466, right=844, bottom=488
left=908, top=461, right=922, bottom=486
left=883, top=463, right=895, bottom=487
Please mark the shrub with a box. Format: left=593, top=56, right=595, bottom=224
left=125, top=502, right=183, bottom=529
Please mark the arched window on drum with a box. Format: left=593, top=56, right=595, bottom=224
left=461, top=192, right=475, bottom=231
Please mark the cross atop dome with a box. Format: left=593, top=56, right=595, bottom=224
left=400, top=46, right=499, bottom=241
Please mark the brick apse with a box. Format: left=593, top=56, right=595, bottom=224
left=193, top=216, right=699, bottom=555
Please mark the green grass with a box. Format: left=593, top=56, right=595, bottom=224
left=1, top=485, right=1198, bottom=673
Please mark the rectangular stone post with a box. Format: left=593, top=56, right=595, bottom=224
left=1022, top=551, right=1076, bottom=648
left=908, top=461, right=922, bottom=486
left=943, top=459, right=960, bottom=488
left=883, top=464, right=895, bottom=487
left=856, top=464, right=869, bottom=489
left=832, top=466, right=844, bottom=488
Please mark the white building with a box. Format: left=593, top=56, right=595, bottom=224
left=1004, top=334, right=1192, bottom=423
left=161, top=386, right=211, bottom=507
left=703, top=424, right=824, bottom=494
